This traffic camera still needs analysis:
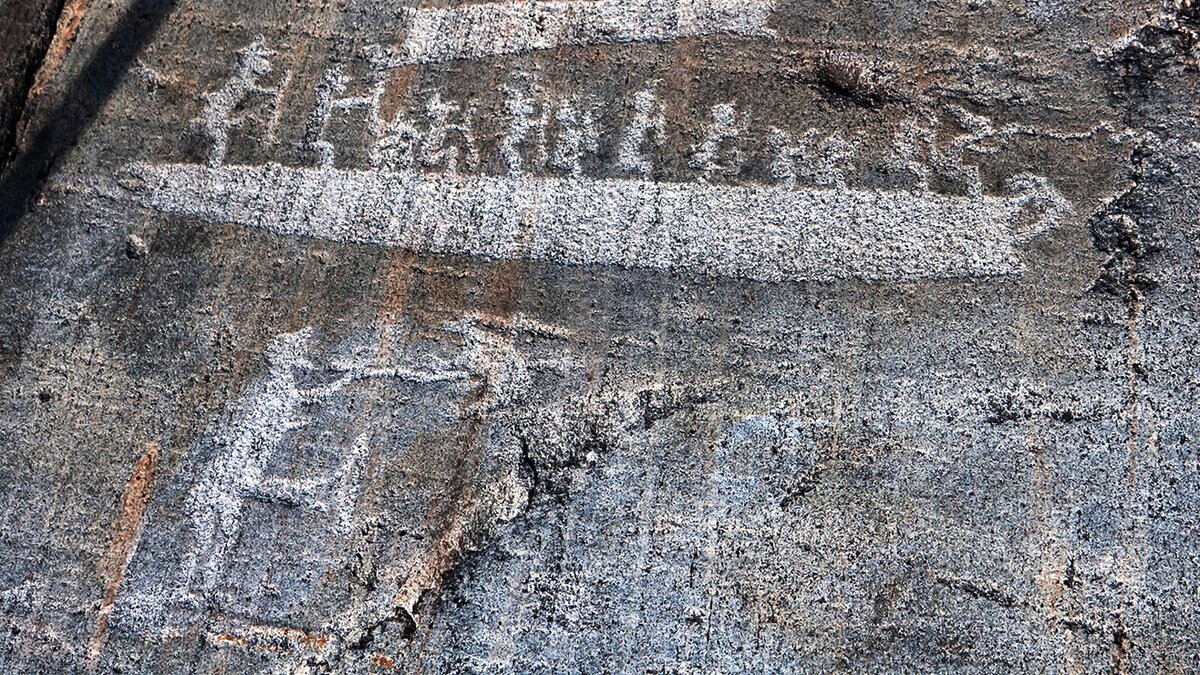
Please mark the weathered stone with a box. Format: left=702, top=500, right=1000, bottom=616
left=0, top=0, right=1198, bottom=672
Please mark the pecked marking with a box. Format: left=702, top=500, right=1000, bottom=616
left=394, top=0, right=777, bottom=65
left=125, top=162, right=1067, bottom=283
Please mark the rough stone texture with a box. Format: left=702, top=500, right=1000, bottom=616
left=0, top=0, right=65, bottom=167
left=0, top=0, right=1198, bottom=672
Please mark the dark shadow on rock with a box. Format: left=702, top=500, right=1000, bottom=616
left=0, top=0, right=67, bottom=171
left=0, top=0, right=178, bottom=240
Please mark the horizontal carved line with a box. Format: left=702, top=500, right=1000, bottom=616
left=127, top=162, right=1065, bottom=283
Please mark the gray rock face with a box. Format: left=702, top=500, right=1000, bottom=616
left=0, top=0, right=1197, bottom=672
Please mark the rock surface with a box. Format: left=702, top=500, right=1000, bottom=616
left=0, top=0, right=1198, bottom=672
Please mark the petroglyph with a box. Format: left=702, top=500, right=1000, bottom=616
left=110, top=329, right=414, bottom=632
left=691, top=102, right=749, bottom=181
left=551, top=100, right=601, bottom=177
left=108, top=316, right=584, bottom=643
left=392, top=0, right=776, bottom=65
left=7, top=0, right=1194, bottom=669
left=501, top=75, right=550, bottom=176
left=189, top=42, right=1084, bottom=197
left=615, top=85, right=668, bottom=177
left=176, top=329, right=379, bottom=595
left=137, top=44, right=1083, bottom=285
left=888, top=107, right=1084, bottom=199
left=127, top=161, right=1069, bottom=282
left=500, top=78, right=603, bottom=178
left=195, top=37, right=289, bottom=167
left=308, top=65, right=387, bottom=169
left=415, top=93, right=481, bottom=174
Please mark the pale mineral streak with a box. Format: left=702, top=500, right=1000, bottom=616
left=126, top=161, right=1069, bottom=283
